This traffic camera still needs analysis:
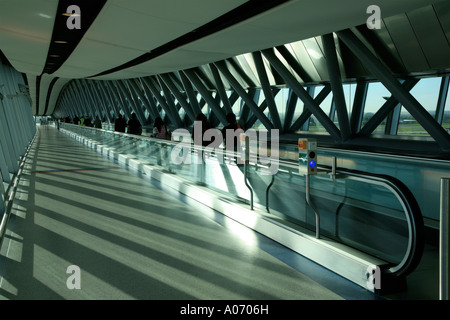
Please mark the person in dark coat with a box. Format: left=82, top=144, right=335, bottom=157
left=115, top=114, right=127, bottom=132
left=127, top=113, right=142, bottom=135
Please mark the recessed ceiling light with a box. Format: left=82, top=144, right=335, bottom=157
left=54, top=41, right=68, bottom=44
left=62, top=13, right=80, bottom=17
left=50, top=55, right=60, bottom=58
left=38, top=13, right=52, bottom=19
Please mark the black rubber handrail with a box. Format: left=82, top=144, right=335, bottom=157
left=317, top=164, right=425, bottom=277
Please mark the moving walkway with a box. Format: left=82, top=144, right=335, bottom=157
left=56, top=123, right=433, bottom=294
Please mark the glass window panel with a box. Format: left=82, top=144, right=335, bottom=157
left=362, top=82, right=391, bottom=133
left=397, top=78, right=440, bottom=136
left=307, top=86, right=333, bottom=133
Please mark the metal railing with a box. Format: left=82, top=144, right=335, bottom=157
left=0, top=133, right=36, bottom=250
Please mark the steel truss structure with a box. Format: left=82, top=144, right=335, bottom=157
left=54, top=27, right=450, bottom=155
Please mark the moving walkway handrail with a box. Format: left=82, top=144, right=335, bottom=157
left=273, top=158, right=425, bottom=277
left=60, top=123, right=425, bottom=277
left=331, top=166, right=425, bottom=277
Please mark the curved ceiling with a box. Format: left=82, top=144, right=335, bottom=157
left=0, top=0, right=447, bottom=116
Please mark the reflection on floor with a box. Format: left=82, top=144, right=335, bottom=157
left=0, top=126, right=363, bottom=300
left=1, top=126, right=438, bottom=300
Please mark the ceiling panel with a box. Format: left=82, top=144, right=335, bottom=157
left=55, top=38, right=147, bottom=79
left=286, top=42, right=322, bottom=83
left=383, top=14, right=430, bottom=71
left=45, top=78, right=71, bottom=115
left=0, top=0, right=58, bottom=75
left=112, top=0, right=246, bottom=24
left=2, top=0, right=449, bottom=116
left=55, top=0, right=248, bottom=79
left=434, top=1, right=450, bottom=43
left=408, top=5, right=450, bottom=70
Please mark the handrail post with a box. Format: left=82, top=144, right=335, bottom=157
left=241, top=134, right=253, bottom=210
left=440, top=178, right=450, bottom=300
left=306, top=174, right=320, bottom=239
left=266, top=175, right=275, bottom=213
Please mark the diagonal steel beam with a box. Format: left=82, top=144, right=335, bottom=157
left=209, top=63, right=233, bottom=114
left=105, top=81, right=130, bottom=120
left=289, top=84, right=331, bottom=132
left=247, top=88, right=281, bottom=129
left=96, top=81, right=119, bottom=120
left=252, top=51, right=282, bottom=130
left=350, top=82, right=368, bottom=135
left=141, top=76, right=182, bottom=128
left=322, top=33, right=351, bottom=140
left=262, top=48, right=341, bottom=141
left=179, top=70, right=202, bottom=116
left=116, top=80, right=146, bottom=125
left=214, top=60, right=274, bottom=130
left=134, top=78, right=160, bottom=120
left=337, top=29, right=450, bottom=151
left=284, top=88, right=299, bottom=131
left=358, top=79, right=419, bottom=137
left=127, top=78, right=157, bottom=121
left=182, top=68, right=227, bottom=125
left=159, top=73, right=196, bottom=123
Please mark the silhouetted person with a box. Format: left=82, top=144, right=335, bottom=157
left=152, top=117, right=168, bottom=139
left=94, top=116, right=102, bottom=129
left=127, top=113, right=142, bottom=135
left=115, top=114, right=126, bottom=133
left=222, top=112, right=240, bottom=152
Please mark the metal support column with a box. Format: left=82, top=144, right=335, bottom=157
left=179, top=71, right=202, bottom=116
left=350, top=82, right=368, bottom=135
left=436, top=76, right=450, bottom=125
left=124, top=80, right=148, bottom=125
left=74, top=81, right=96, bottom=119
left=441, top=178, right=450, bottom=300
left=252, top=51, right=282, bottom=130
left=322, top=33, right=351, bottom=141
left=209, top=64, right=233, bottom=115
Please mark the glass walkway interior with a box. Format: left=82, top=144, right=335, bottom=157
left=1, top=124, right=439, bottom=300
left=0, top=125, right=367, bottom=300
left=1, top=0, right=449, bottom=302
